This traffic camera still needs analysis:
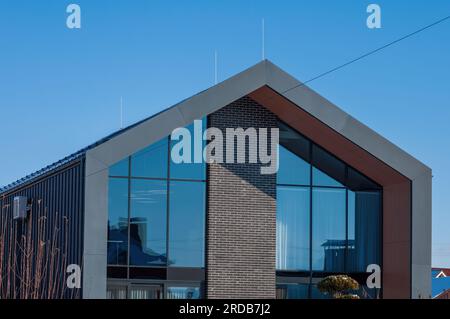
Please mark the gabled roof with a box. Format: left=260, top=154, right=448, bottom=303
left=432, top=268, right=450, bottom=277
left=0, top=89, right=209, bottom=195
left=1, top=60, right=431, bottom=195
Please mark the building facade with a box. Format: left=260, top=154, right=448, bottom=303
left=0, top=61, right=432, bottom=299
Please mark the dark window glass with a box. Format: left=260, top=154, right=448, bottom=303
left=131, top=138, right=168, bottom=178
left=169, top=181, right=205, bottom=267
left=312, top=145, right=345, bottom=186
left=347, top=167, right=380, bottom=191
left=312, top=188, right=346, bottom=272
left=276, top=284, right=309, bottom=299
left=312, top=167, right=344, bottom=187
left=170, top=119, right=206, bottom=180
left=277, top=146, right=310, bottom=185
left=109, top=157, right=129, bottom=177
left=347, top=190, right=381, bottom=272
left=279, top=121, right=310, bottom=161
left=130, top=179, right=167, bottom=266
left=108, top=178, right=129, bottom=265
left=167, top=287, right=201, bottom=299
left=310, top=284, right=332, bottom=299
left=276, top=186, right=310, bottom=271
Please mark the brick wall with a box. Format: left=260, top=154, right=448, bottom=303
left=206, top=96, right=277, bottom=298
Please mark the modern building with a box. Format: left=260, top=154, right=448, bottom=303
left=432, top=267, right=450, bottom=298
left=0, top=61, right=432, bottom=299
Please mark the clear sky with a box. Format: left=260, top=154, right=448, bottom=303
left=0, top=0, right=449, bottom=267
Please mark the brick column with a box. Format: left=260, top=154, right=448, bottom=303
left=206, top=97, right=277, bottom=298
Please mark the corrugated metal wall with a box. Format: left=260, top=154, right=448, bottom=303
left=0, top=159, right=85, bottom=299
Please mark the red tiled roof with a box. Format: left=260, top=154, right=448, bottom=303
left=433, top=268, right=450, bottom=277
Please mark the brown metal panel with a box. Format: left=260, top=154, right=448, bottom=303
left=249, top=86, right=411, bottom=299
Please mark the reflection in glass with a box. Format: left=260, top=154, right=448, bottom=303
left=276, top=284, right=309, bottom=299
left=277, top=146, right=310, bottom=185
left=170, top=119, right=206, bottom=180
left=169, top=181, right=205, bottom=267
left=107, top=285, right=127, bottom=299
left=310, top=284, right=332, bottom=299
left=130, top=179, right=167, bottom=266
left=108, top=178, right=129, bottom=265
left=129, top=285, right=163, bottom=299
left=312, top=167, right=344, bottom=187
left=276, top=186, right=310, bottom=271
left=167, top=287, right=201, bottom=299
left=312, top=145, right=345, bottom=186
left=347, top=190, right=381, bottom=272
left=131, top=138, right=168, bottom=178
left=109, top=158, right=129, bottom=176
left=312, top=188, right=346, bottom=272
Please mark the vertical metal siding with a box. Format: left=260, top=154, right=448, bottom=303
left=0, top=159, right=85, bottom=299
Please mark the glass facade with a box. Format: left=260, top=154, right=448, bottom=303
left=107, top=118, right=206, bottom=299
left=107, top=116, right=381, bottom=299
left=276, top=121, right=382, bottom=299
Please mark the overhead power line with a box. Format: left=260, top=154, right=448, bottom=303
left=282, top=15, right=450, bottom=95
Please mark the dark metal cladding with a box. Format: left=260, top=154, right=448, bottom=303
left=0, top=158, right=85, bottom=299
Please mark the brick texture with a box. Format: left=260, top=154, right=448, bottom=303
left=207, top=96, right=277, bottom=298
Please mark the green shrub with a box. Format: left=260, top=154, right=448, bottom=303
left=317, top=275, right=360, bottom=299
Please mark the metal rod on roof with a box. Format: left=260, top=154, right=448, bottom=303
left=120, top=96, right=123, bottom=129
left=262, top=18, right=265, bottom=60
left=214, top=50, right=218, bottom=85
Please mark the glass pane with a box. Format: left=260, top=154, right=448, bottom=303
left=277, top=145, right=310, bottom=185
left=167, top=287, right=201, bottom=299
left=347, top=167, right=380, bottom=191
left=130, top=179, right=167, bottom=266
left=310, top=284, right=332, bottom=299
left=279, top=121, right=310, bottom=163
left=109, top=158, right=129, bottom=176
left=276, top=284, right=309, bottom=299
left=108, top=178, right=128, bottom=265
left=107, top=285, right=128, bottom=299
left=312, top=188, right=346, bottom=272
left=129, top=285, right=163, bottom=299
left=312, top=145, right=345, bottom=186
left=276, top=186, right=310, bottom=271
left=347, top=190, right=381, bottom=272
left=312, top=167, right=344, bottom=187
left=131, top=138, right=168, bottom=178
left=170, top=119, right=206, bottom=180
left=169, top=181, right=205, bottom=267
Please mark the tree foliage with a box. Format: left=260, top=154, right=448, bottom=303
left=317, top=275, right=360, bottom=299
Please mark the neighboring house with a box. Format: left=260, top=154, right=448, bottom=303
left=0, top=61, right=432, bottom=299
left=432, top=267, right=450, bottom=299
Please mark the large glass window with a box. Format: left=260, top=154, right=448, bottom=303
left=108, top=178, right=129, bottom=265
left=107, top=118, right=206, bottom=298
left=277, top=146, right=310, bottom=185
left=347, top=190, right=381, bottom=272
left=169, top=181, right=205, bottom=267
left=130, top=179, right=167, bottom=266
left=110, top=158, right=129, bottom=177
left=170, top=120, right=206, bottom=180
left=276, top=121, right=382, bottom=299
left=312, top=188, right=346, bottom=272
left=276, top=186, right=310, bottom=271
left=131, top=138, right=168, bottom=178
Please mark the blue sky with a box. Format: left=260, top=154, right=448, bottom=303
left=0, top=0, right=449, bottom=266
